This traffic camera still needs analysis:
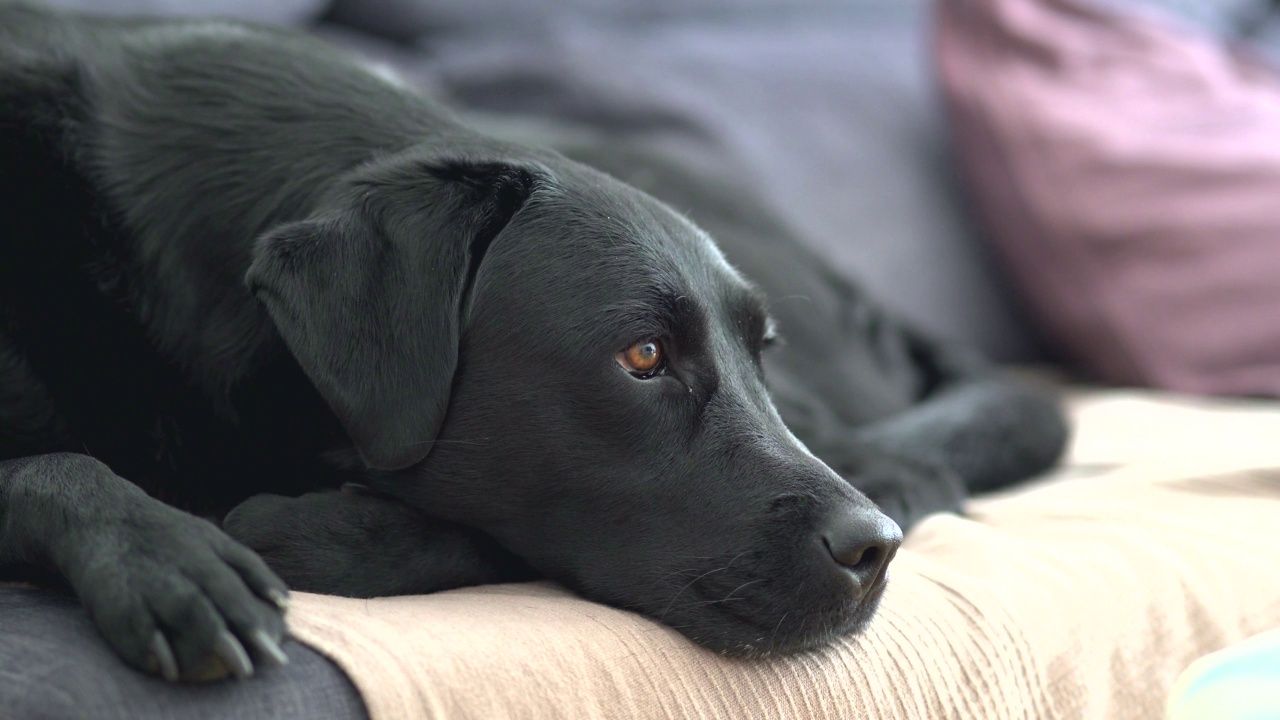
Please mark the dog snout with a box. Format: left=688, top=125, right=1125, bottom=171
left=817, top=505, right=902, bottom=599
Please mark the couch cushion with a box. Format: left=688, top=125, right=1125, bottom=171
left=936, top=0, right=1280, bottom=395
left=286, top=388, right=1280, bottom=719
left=317, top=3, right=1048, bottom=361
left=43, top=0, right=327, bottom=25
left=326, top=0, right=886, bottom=41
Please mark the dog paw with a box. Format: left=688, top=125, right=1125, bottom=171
left=62, top=504, right=291, bottom=682
left=224, top=490, right=539, bottom=597
left=223, top=491, right=394, bottom=595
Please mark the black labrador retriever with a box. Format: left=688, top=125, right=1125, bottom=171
left=0, top=2, right=1068, bottom=683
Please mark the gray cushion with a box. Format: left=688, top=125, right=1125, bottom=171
left=321, top=3, right=1049, bottom=360
left=1092, top=0, right=1268, bottom=35
left=326, top=0, right=837, bottom=41
left=42, top=0, right=328, bottom=25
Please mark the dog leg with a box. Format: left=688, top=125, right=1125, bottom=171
left=822, top=330, right=1069, bottom=529
left=859, top=327, right=1070, bottom=495
left=0, top=454, right=291, bottom=681
left=854, top=376, right=1069, bottom=494
left=838, top=377, right=1065, bottom=528
left=223, top=489, right=537, bottom=598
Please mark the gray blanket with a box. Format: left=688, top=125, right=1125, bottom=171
left=0, top=586, right=366, bottom=720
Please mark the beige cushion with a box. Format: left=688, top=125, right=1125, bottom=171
left=288, top=389, right=1280, bottom=719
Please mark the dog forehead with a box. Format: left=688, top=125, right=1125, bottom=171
left=513, top=174, right=746, bottom=292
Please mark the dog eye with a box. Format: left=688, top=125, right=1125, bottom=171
left=617, top=339, right=665, bottom=378
left=762, top=321, right=781, bottom=348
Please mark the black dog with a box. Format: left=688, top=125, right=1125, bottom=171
left=0, top=2, right=1068, bottom=683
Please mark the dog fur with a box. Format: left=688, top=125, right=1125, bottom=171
left=0, top=1, right=1068, bottom=682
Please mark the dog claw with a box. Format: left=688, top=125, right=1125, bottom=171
left=149, top=632, right=180, bottom=682
left=267, top=589, right=290, bottom=611
left=214, top=631, right=254, bottom=679
left=249, top=629, right=289, bottom=667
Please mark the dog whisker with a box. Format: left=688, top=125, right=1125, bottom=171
left=768, top=611, right=790, bottom=649
left=629, top=566, right=711, bottom=602
left=398, top=438, right=493, bottom=448
left=716, top=578, right=764, bottom=604
left=657, top=566, right=733, bottom=621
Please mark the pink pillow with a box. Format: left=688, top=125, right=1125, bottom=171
left=935, top=0, right=1280, bottom=396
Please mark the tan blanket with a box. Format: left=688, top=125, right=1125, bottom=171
left=288, top=389, right=1280, bottom=719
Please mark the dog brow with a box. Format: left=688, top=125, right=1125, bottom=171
left=727, top=285, right=773, bottom=347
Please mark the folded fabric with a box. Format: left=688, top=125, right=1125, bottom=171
left=285, top=389, right=1280, bottom=720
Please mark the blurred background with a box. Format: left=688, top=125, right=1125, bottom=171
left=41, top=0, right=1280, bottom=396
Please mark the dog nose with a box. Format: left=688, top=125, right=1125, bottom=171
left=819, top=506, right=903, bottom=597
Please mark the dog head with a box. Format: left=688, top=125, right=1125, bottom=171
left=247, top=140, right=901, bottom=655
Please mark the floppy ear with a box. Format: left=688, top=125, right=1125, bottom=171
left=246, top=158, right=536, bottom=470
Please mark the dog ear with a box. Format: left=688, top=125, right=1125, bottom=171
left=246, top=158, right=537, bottom=470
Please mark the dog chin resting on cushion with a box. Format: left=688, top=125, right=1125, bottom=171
left=0, top=1, right=1069, bottom=683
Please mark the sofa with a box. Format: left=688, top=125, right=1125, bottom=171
left=3, top=0, right=1280, bottom=718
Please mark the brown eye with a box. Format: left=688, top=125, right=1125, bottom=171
left=618, top=339, right=664, bottom=376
